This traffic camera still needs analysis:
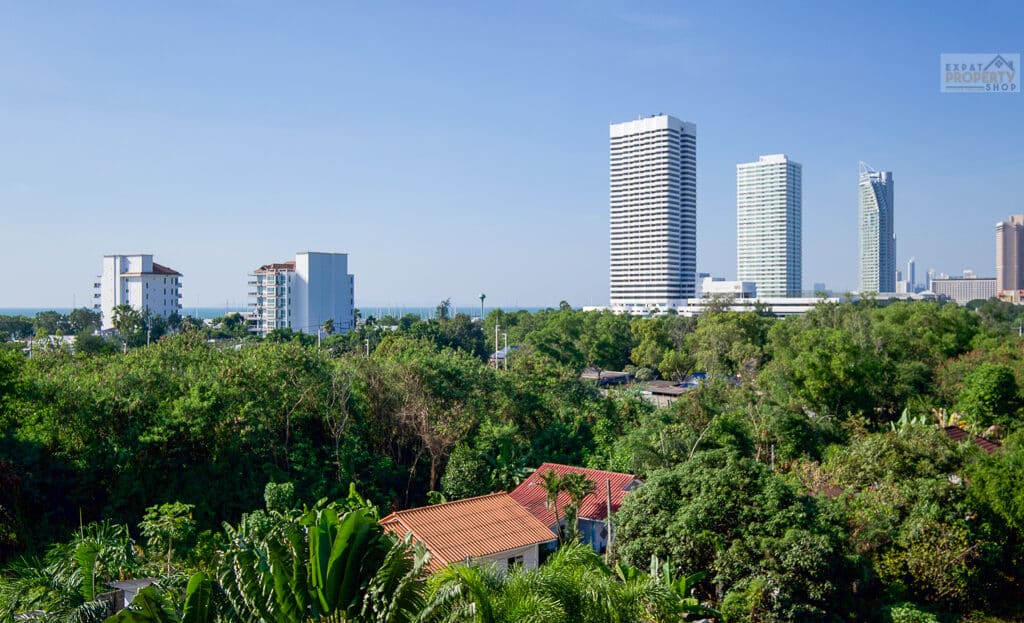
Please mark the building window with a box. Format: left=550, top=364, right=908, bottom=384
left=506, top=555, right=523, bottom=569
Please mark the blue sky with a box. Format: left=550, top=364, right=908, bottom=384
left=2, top=1, right=1022, bottom=308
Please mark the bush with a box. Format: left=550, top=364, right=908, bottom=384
left=885, top=602, right=940, bottom=623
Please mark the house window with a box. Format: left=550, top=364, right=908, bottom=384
left=506, top=555, right=523, bottom=569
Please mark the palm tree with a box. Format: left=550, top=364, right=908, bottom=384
left=421, top=542, right=681, bottom=623
left=558, top=473, right=595, bottom=543
left=538, top=470, right=563, bottom=543
left=0, top=522, right=138, bottom=623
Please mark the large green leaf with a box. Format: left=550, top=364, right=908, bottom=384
left=334, top=511, right=377, bottom=616
left=181, top=573, right=212, bottom=623
left=73, top=542, right=102, bottom=602
left=105, top=587, right=178, bottom=623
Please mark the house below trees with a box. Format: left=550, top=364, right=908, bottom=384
left=380, top=492, right=556, bottom=572
left=510, top=463, right=641, bottom=554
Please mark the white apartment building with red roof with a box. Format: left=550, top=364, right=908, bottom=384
left=96, top=254, right=182, bottom=330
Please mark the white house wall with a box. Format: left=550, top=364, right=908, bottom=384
left=473, top=543, right=543, bottom=572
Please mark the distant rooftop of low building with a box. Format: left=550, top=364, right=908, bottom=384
left=255, top=261, right=297, bottom=272
left=943, top=426, right=1001, bottom=455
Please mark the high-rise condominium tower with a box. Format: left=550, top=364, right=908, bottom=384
left=859, top=162, right=895, bottom=293
left=248, top=252, right=354, bottom=337
left=996, top=215, right=1024, bottom=293
left=609, top=114, right=697, bottom=311
left=736, top=154, right=802, bottom=297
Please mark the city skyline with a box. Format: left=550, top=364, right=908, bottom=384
left=2, top=3, right=1022, bottom=307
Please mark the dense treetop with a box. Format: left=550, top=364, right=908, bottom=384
left=2, top=298, right=1024, bottom=622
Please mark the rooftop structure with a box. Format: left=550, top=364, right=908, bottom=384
left=942, top=426, right=1001, bottom=455
left=380, top=492, right=556, bottom=572
left=929, top=276, right=996, bottom=305
left=510, top=463, right=641, bottom=553
left=700, top=276, right=757, bottom=299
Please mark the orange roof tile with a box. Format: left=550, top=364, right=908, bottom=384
left=509, top=463, right=640, bottom=527
left=380, top=492, right=556, bottom=570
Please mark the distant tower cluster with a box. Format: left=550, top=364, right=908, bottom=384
left=736, top=154, right=803, bottom=297
left=858, top=162, right=895, bottom=293
left=996, top=215, right=1024, bottom=294
left=609, top=114, right=697, bottom=311
left=600, top=117, right=950, bottom=307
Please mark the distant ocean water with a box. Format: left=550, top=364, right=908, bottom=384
left=360, top=305, right=548, bottom=320
left=0, top=305, right=552, bottom=321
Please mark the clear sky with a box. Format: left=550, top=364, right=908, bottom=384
left=2, top=1, right=1022, bottom=308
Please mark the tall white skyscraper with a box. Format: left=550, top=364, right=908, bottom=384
left=609, top=114, right=697, bottom=311
left=906, top=257, right=916, bottom=291
left=859, top=162, right=895, bottom=293
left=736, top=154, right=802, bottom=298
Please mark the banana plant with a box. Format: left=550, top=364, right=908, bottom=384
left=104, top=572, right=215, bottom=623
left=649, top=557, right=721, bottom=620
left=220, top=504, right=421, bottom=623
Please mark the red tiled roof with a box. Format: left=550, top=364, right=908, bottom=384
left=943, top=426, right=1001, bottom=455
left=509, top=463, right=640, bottom=526
left=255, top=261, right=296, bottom=272
left=380, top=492, right=556, bottom=571
left=151, top=263, right=181, bottom=276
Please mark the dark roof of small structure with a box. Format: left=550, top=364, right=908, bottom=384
left=943, top=426, right=1001, bottom=454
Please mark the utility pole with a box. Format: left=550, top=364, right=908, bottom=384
left=317, top=328, right=322, bottom=349
left=494, top=323, right=500, bottom=370
left=604, top=478, right=613, bottom=563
